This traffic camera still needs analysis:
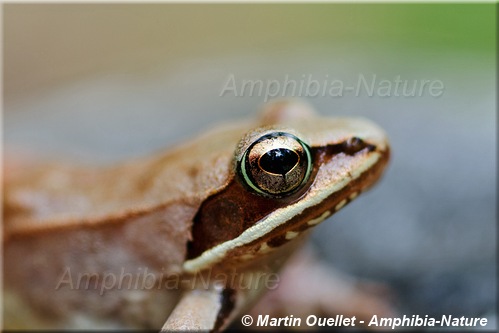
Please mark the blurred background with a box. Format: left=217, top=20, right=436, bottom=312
left=4, top=3, right=496, bottom=329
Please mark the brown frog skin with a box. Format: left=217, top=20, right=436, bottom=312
left=3, top=99, right=391, bottom=330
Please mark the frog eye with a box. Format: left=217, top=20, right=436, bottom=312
left=239, top=132, right=312, bottom=197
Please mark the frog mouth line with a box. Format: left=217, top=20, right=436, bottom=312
left=183, top=150, right=385, bottom=274
left=261, top=146, right=390, bottom=249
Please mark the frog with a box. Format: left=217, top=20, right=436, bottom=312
left=3, top=99, right=392, bottom=330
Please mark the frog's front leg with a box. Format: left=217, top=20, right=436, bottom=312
left=162, top=286, right=224, bottom=331
left=162, top=274, right=266, bottom=332
left=248, top=246, right=397, bottom=328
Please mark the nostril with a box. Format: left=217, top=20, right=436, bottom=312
left=343, top=137, right=375, bottom=155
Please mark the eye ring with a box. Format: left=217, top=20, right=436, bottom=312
left=238, top=132, right=312, bottom=197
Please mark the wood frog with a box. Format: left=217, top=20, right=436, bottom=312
left=3, top=99, right=392, bottom=330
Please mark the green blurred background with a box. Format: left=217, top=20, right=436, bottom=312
left=4, top=3, right=496, bottom=330
left=5, top=4, right=494, bottom=102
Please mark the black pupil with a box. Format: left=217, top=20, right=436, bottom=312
left=259, top=148, right=299, bottom=175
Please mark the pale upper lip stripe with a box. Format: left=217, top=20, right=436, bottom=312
left=183, top=151, right=382, bottom=273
